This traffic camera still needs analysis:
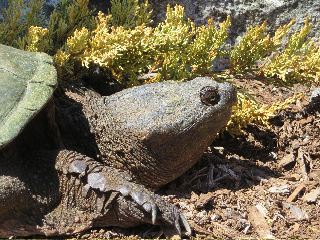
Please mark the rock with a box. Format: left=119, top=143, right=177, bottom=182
left=148, top=0, right=319, bottom=42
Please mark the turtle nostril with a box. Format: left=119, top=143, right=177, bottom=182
left=200, top=86, right=220, bottom=106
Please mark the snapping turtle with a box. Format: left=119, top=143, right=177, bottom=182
left=0, top=44, right=237, bottom=237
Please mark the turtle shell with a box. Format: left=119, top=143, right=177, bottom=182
left=0, top=44, right=57, bottom=149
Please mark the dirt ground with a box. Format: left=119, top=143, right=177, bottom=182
left=28, top=74, right=320, bottom=239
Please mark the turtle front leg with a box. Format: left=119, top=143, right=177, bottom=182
left=41, top=150, right=190, bottom=236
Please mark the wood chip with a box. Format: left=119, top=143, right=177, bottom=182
left=297, top=148, right=309, bottom=182
left=286, top=182, right=306, bottom=202
left=278, top=153, right=295, bottom=168
left=195, top=192, right=215, bottom=209
left=248, top=205, right=274, bottom=239
left=283, top=203, right=308, bottom=221
left=302, top=188, right=320, bottom=203
left=288, top=223, right=300, bottom=233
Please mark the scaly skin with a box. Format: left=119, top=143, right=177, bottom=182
left=0, top=77, right=236, bottom=237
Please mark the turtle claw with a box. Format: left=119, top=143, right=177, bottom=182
left=152, top=204, right=157, bottom=225
left=118, top=184, right=190, bottom=235
left=174, top=218, right=181, bottom=236
left=118, top=185, right=191, bottom=236
left=180, top=212, right=191, bottom=233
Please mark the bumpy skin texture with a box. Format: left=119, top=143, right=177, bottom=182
left=0, top=77, right=236, bottom=237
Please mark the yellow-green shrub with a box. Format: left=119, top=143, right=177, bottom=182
left=108, top=0, right=153, bottom=29
left=152, top=6, right=230, bottom=81
left=58, top=3, right=231, bottom=85
left=261, top=16, right=320, bottom=83
left=0, top=0, right=45, bottom=46
left=1, top=0, right=95, bottom=53
left=225, top=92, right=304, bottom=135
left=229, top=19, right=293, bottom=73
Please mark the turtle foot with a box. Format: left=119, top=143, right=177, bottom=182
left=42, top=150, right=190, bottom=236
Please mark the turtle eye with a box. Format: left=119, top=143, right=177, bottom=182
left=200, top=86, right=220, bottom=106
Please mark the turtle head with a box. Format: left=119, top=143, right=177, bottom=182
left=106, top=77, right=237, bottom=186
